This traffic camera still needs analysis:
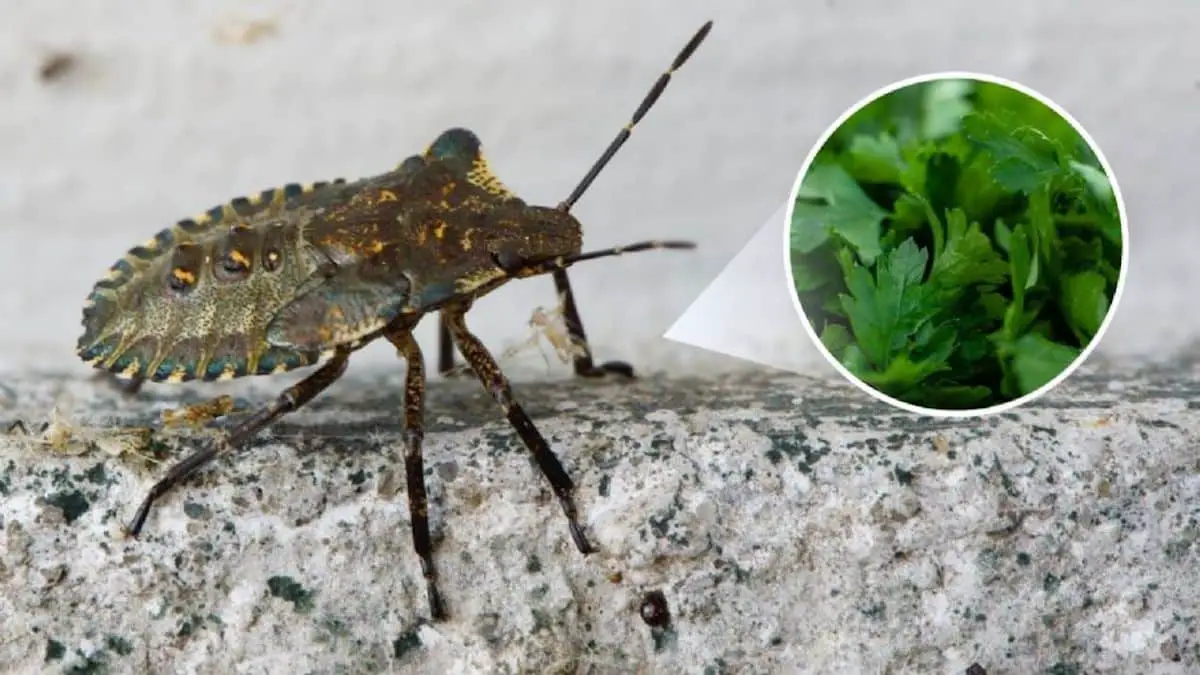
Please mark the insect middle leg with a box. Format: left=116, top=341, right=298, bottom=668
left=442, top=305, right=594, bottom=555
left=125, top=347, right=351, bottom=537
left=383, top=327, right=447, bottom=621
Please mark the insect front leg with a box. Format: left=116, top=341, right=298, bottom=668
left=442, top=306, right=594, bottom=555
left=125, top=347, right=351, bottom=537
left=435, top=287, right=634, bottom=380
left=384, top=327, right=447, bottom=621
left=551, top=270, right=635, bottom=379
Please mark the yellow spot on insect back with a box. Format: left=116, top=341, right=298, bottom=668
left=228, top=249, right=251, bottom=268
left=378, top=189, right=398, bottom=202
left=171, top=268, right=197, bottom=286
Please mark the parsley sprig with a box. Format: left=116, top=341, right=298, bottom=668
left=790, top=79, right=1122, bottom=410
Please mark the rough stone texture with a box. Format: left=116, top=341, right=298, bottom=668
left=1, top=362, right=1197, bottom=673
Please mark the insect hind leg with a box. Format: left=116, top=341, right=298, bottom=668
left=124, top=347, right=351, bottom=537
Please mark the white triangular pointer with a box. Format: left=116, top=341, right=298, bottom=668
left=664, top=204, right=831, bottom=375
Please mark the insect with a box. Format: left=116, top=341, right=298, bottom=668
left=76, top=22, right=712, bottom=620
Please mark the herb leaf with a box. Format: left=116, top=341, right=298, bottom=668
left=790, top=78, right=1123, bottom=410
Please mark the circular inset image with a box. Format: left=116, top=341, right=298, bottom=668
left=785, top=73, right=1127, bottom=415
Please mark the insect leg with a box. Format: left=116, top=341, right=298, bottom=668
left=125, top=347, right=351, bottom=537
left=443, top=307, right=594, bottom=555
left=550, top=22, right=712, bottom=381
left=384, top=328, right=447, bottom=621
left=435, top=314, right=463, bottom=377
left=551, top=270, right=635, bottom=379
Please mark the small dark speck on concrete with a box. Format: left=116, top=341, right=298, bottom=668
left=476, top=612, right=503, bottom=646
left=104, top=634, right=133, bottom=656
left=182, top=501, right=210, bottom=520
left=436, top=460, right=458, bottom=482
left=598, top=473, right=611, bottom=497
left=44, top=639, right=65, bottom=662
left=82, top=463, right=107, bottom=485
left=966, top=663, right=986, bottom=675
left=639, top=589, right=671, bottom=627
left=266, top=575, right=315, bottom=613
left=531, top=608, right=553, bottom=633
left=893, top=466, right=915, bottom=485
left=525, top=554, right=542, bottom=574
left=392, top=625, right=422, bottom=660
left=45, top=490, right=90, bottom=524
left=348, top=469, right=368, bottom=486
left=64, top=652, right=109, bottom=674
left=1016, top=552, right=1031, bottom=566
left=1043, top=573, right=1062, bottom=593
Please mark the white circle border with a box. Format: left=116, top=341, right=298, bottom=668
left=781, top=71, right=1131, bottom=418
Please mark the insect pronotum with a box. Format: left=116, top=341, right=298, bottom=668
left=76, top=21, right=713, bottom=621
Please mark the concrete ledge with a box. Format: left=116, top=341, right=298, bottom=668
left=1, top=364, right=1197, bottom=673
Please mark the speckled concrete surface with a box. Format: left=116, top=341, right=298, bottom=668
left=1, top=363, right=1196, bottom=673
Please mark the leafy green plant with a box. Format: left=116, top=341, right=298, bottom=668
left=790, top=79, right=1122, bottom=410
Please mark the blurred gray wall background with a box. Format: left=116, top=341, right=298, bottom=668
left=1, top=0, right=1196, bottom=381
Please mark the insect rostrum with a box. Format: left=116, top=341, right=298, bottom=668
left=75, top=21, right=712, bottom=621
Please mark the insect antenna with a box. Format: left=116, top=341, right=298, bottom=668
left=557, top=20, right=713, bottom=212
left=511, top=240, right=696, bottom=277
left=486, top=20, right=711, bottom=381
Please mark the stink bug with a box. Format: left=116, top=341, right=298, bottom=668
left=76, top=21, right=712, bottom=620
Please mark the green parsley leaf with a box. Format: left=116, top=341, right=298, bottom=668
left=1010, top=333, right=1081, bottom=395
left=791, top=162, right=887, bottom=263
left=839, top=238, right=930, bottom=370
